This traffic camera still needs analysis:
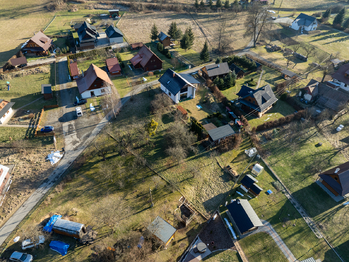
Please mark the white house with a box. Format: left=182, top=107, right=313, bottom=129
left=159, top=69, right=197, bottom=103
left=105, top=25, right=124, bottom=44
left=290, top=13, right=318, bottom=33
left=332, top=63, right=349, bottom=91
left=0, top=99, right=15, bottom=124
left=76, top=64, right=112, bottom=99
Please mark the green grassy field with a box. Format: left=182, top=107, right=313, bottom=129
left=205, top=249, right=241, bottom=261
left=0, top=127, right=28, bottom=143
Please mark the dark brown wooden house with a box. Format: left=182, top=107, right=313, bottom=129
left=106, top=57, right=121, bottom=76
left=21, top=31, right=53, bottom=56
left=158, top=32, right=172, bottom=47
left=130, top=45, right=162, bottom=72
left=201, top=63, right=230, bottom=80
left=318, top=162, right=349, bottom=197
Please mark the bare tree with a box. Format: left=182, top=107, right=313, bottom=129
left=301, top=43, right=316, bottom=58
left=151, top=93, right=173, bottom=116
left=263, top=22, right=279, bottom=45
left=101, top=85, right=121, bottom=119
left=217, top=14, right=232, bottom=54
left=244, top=3, right=269, bottom=47
left=291, top=43, right=301, bottom=53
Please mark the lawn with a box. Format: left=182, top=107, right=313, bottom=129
left=205, top=249, right=240, bottom=261
left=173, top=46, right=202, bottom=67
left=0, top=127, right=28, bottom=143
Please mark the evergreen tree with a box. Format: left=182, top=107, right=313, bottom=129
left=174, top=28, right=183, bottom=42
left=224, top=0, right=230, bottom=9
left=200, top=41, right=210, bottom=61
left=168, top=22, right=178, bottom=39
left=209, top=0, right=213, bottom=9
left=224, top=72, right=235, bottom=89
left=195, top=0, right=199, bottom=8
left=216, top=0, right=222, bottom=8
left=150, top=24, right=159, bottom=41
left=157, top=42, right=164, bottom=52
left=185, top=27, right=195, bottom=46
left=343, top=17, right=349, bottom=29
left=333, top=8, right=346, bottom=26
left=180, top=33, right=191, bottom=50
left=200, top=0, right=205, bottom=8
left=215, top=57, right=222, bottom=64
left=322, top=8, right=331, bottom=21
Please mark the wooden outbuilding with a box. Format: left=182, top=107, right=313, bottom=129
left=147, top=216, right=176, bottom=248
left=106, top=57, right=122, bottom=76
left=52, top=219, right=86, bottom=239
left=41, top=84, right=53, bottom=100
left=130, top=45, right=162, bottom=72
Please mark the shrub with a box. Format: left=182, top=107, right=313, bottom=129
left=280, top=93, right=288, bottom=101
left=157, top=42, right=164, bottom=53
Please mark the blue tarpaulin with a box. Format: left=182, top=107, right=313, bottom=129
left=43, top=215, right=62, bottom=233
left=50, top=241, right=69, bottom=256
left=267, top=190, right=273, bottom=195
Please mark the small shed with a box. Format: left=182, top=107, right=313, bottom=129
left=10, top=56, right=27, bottom=68
left=252, top=163, right=264, bottom=176
left=207, top=124, right=235, bottom=144
left=177, top=105, right=188, bottom=118
left=203, top=123, right=217, bottom=132
left=147, top=216, right=176, bottom=248
left=69, top=62, right=79, bottom=79
left=281, top=69, right=297, bottom=80
left=41, top=84, right=53, bottom=100
left=52, top=219, right=86, bottom=239
left=106, top=57, right=121, bottom=76
left=293, top=52, right=307, bottom=62
left=109, top=9, right=120, bottom=18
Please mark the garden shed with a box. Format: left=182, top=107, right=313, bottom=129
left=52, top=219, right=86, bottom=239
left=207, top=124, right=235, bottom=144
left=41, top=84, right=52, bottom=100
left=147, top=216, right=176, bottom=248
left=252, top=163, right=264, bottom=176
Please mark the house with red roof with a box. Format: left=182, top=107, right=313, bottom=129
left=21, top=31, right=53, bottom=56
left=69, top=62, right=80, bottom=80
left=76, top=64, right=113, bottom=99
left=130, top=45, right=162, bottom=72
left=106, top=58, right=121, bottom=76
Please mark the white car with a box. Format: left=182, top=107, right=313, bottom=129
left=9, top=251, right=33, bottom=262
left=336, top=124, right=344, bottom=132
left=268, top=10, right=276, bottom=13
left=76, top=107, right=83, bottom=117
left=22, top=235, right=45, bottom=250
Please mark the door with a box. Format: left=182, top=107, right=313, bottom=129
left=91, top=91, right=95, bottom=97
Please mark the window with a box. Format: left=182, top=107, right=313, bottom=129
left=181, top=87, right=188, bottom=93
left=101, top=89, right=105, bottom=93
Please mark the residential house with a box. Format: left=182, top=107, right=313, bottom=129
left=290, top=13, right=318, bottom=33
left=226, top=199, right=263, bottom=236
left=41, top=84, right=53, bottom=100
left=316, top=82, right=349, bottom=111
left=229, top=63, right=245, bottom=79
left=0, top=99, right=15, bottom=124
left=331, top=63, right=349, bottom=91
left=147, top=216, right=176, bottom=248
left=201, top=63, right=230, bottom=80
left=301, top=79, right=318, bottom=102
left=106, top=57, right=122, bottom=76
left=158, top=32, right=172, bottom=47
left=10, top=56, right=27, bottom=68
left=69, top=62, right=80, bottom=80
left=237, top=84, right=278, bottom=117
left=105, top=25, right=123, bottom=44
left=76, top=64, right=113, bottom=99
left=207, top=124, right=235, bottom=144
left=0, top=165, right=10, bottom=194
left=318, top=162, right=349, bottom=197
left=77, top=22, right=99, bottom=50
left=159, top=69, right=196, bottom=103
left=240, top=174, right=263, bottom=197
left=73, top=23, right=83, bottom=32
left=130, top=45, right=162, bottom=72
left=21, top=31, right=53, bottom=56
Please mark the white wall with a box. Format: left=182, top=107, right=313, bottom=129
left=291, top=21, right=317, bottom=31
left=81, top=86, right=111, bottom=99
left=0, top=107, right=13, bottom=124
left=109, top=37, right=123, bottom=44
left=290, top=22, right=299, bottom=31
left=160, top=84, right=196, bottom=103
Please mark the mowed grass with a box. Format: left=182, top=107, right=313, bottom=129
left=262, top=121, right=349, bottom=260
left=0, top=127, right=27, bottom=143
left=205, top=249, right=240, bottom=261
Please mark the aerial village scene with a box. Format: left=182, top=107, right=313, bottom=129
left=2, top=0, right=349, bottom=261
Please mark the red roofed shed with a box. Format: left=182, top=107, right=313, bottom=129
left=69, top=62, right=79, bottom=79
left=106, top=57, right=122, bottom=76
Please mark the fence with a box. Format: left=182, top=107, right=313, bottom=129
left=43, top=14, right=57, bottom=32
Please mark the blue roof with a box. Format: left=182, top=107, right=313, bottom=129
left=159, top=69, right=193, bottom=95
left=293, top=13, right=317, bottom=26
left=236, top=85, right=254, bottom=97
left=241, top=174, right=258, bottom=188
left=158, top=31, right=169, bottom=41
left=105, top=25, right=123, bottom=38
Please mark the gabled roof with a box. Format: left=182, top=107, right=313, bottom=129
left=250, top=183, right=263, bottom=195
left=332, top=63, right=349, bottom=85
left=0, top=99, right=15, bottom=119
left=227, top=199, right=263, bottom=234
left=76, top=64, right=113, bottom=94
left=10, top=56, right=27, bottom=66
left=147, top=216, right=176, bottom=244
left=319, top=161, right=349, bottom=196
left=207, top=124, right=235, bottom=141
left=53, top=218, right=84, bottom=233
left=130, top=45, right=162, bottom=68
left=316, top=83, right=349, bottom=111
left=106, top=57, right=121, bottom=72
left=304, top=79, right=318, bottom=96
left=24, top=31, right=52, bottom=51
left=241, top=174, right=258, bottom=188
left=158, top=31, right=169, bottom=41
left=281, top=69, right=297, bottom=78
left=238, top=84, right=278, bottom=112
left=69, top=62, right=79, bottom=77
left=159, top=69, right=194, bottom=95
left=105, top=25, right=123, bottom=38
left=179, top=74, right=200, bottom=84
left=293, top=13, right=317, bottom=26
left=0, top=165, right=9, bottom=188
left=78, top=21, right=98, bottom=36
left=203, top=63, right=230, bottom=77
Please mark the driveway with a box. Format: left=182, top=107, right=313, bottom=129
left=274, top=17, right=293, bottom=25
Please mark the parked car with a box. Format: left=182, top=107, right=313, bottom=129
left=337, top=124, right=344, bottom=132
left=41, top=126, right=54, bottom=133
left=76, top=107, right=83, bottom=117
left=9, top=251, right=33, bottom=262
left=267, top=10, right=276, bottom=13
left=22, top=235, right=45, bottom=250
left=73, top=99, right=87, bottom=106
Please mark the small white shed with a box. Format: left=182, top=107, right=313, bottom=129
left=252, top=163, right=264, bottom=176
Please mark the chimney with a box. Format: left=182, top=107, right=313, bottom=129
left=173, top=72, right=176, bottom=78
left=335, top=168, right=340, bottom=174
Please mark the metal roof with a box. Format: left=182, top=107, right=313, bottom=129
left=293, top=13, right=317, bottom=27
left=159, top=69, right=194, bottom=96
left=300, top=258, right=316, bottom=262
left=53, top=219, right=84, bottom=234
left=179, top=73, right=200, bottom=84
left=106, top=57, right=121, bottom=72
left=130, top=45, right=162, bottom=68
left=207, top=124, right=235, bottom=141
left=203, top=123, right=217, bottom=131
left=76, top=64, right=113, bottom=94
left=105, top=25, right=123, bottom=38
left=158, top=31, right=169, bottom=41
left=281, top=69, right=297, bottom=77
left=147, top=216, right=176, bottom=244
left=0, top=99, right=15, bottom=119
left=69, top=62, right=79, bottom=77
left=204, top=63, right=230, bottom=77
left=241, top=174, right=258, bottom=188
left=41, top=84, right=52, bottom=94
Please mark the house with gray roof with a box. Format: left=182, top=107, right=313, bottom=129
left=290, top=13, right=318, bottom=33
left=158, top=31, right=172, bottom=47
left=159, top=69, right=196, bottom=103
left=226, top=199, right=263, bottom=236
left=105, top=25, right=123, bottom=44
left=0, top=99, right=15, bottom=124
left=77, top=22, right=99, bottom=50
left=147, top=216, right=176, bottom=248
left=207, top=124, right=235, bottom=144
left=237, top=84, right=278, bottom=117
left=318, top=161, right=349, bottom=197
left=201, top=62, right=230, bottom=80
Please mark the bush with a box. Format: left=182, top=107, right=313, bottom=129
left=157, top=42, right=164, bottom=53
left=280, top=93, right=288, bottom=101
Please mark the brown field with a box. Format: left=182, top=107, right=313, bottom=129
left=0, top=0, right=54, bottom=67
left=118, top=11, right=249, bottom=54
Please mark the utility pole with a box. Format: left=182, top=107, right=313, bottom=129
left=150, top=188, right=154, bottom=207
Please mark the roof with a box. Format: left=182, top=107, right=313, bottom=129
left=159, top=69, right=194, bottom=95
left=177, top=105, right=188, bottom=115
left=41, top=84, right=52, bottom=94
left=53, top=218, right=84, bottom=233
left=69, top=62, right=79, bottom=77
left=106, top=57, right=121, bottom=72
left=179, top=74, right=200, bottom=84
left=293, top=13, right=317, bottom=26
left=304, top=79, right=319, bottom=97
left=0, top=165, right=10, bottom=188
left=105, top=25, right=123, bottom=38
left=300, top=258, right=316, bottom=262
left=332, top=63, right=349, bottom=85
left=230, top=63, right=245, bottom=74
left=10, top=56, right=27, bottom=66
left=237, top=84, right=278, bottom=112
left=241, top=174, right=258, bottom=188
left=252, top=163, right=264, bottom=174
left=207, top=124, right=235, bottom=141
left=203, top=63, right=230, bottom=77
left=203, top=123, right=217, bottom=131
left=250, top=183, right=263, bottom=194
left=24, top=31, right=52, bottom=51
left=131, top=42, right=144, bottom=49
left=227, top=199, right=263, bottom=234
left=76, top=64, right=113, bottom=94
left=158, top=31, right=169, bottom=41
left=130, top=45, right=162, bottom=68
left=0, top=99, right=15, bottom=119
left=319, top=161, right=349, bottom=196
left=281, top=69, right=297, bottom=77
left=147, top=216, right=176, bottom=244
left=316, top=83, right=349, bottom=111
left=78, top=21, right=98, bottom=35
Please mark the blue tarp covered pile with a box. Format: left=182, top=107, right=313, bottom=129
left=43, top=215, right=62, bottom=233
left=50, top=241, right=69, bottom=256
